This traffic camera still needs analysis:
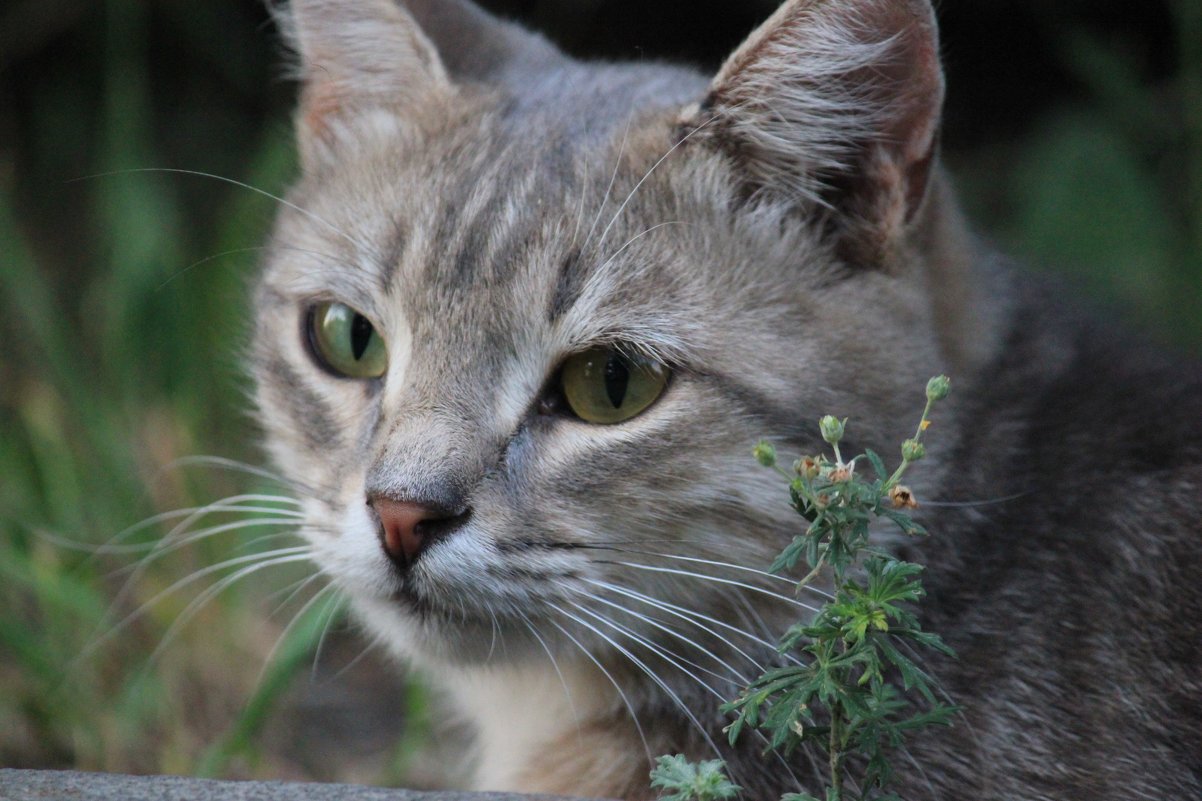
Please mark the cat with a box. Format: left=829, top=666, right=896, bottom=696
left=251, top=0, right=1202, bottom=798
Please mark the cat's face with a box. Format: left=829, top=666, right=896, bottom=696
left=253, top=0, right=951, bottom=669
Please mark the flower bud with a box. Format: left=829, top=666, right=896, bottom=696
left=901, top=438, right=925, bottom=462
left=819, top=415, right=845, bottom=445
left=889, top=485, right=918, bottom=509
left=794, top=457, right=820, bottom=481
left=829, top=465, right=853, bottom=483
left=753, top=441, right=777, bottom=467
left=926, top=375, right=951, bottom=402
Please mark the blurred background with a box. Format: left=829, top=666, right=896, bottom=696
left=2, top=0, right=1200, bottom=788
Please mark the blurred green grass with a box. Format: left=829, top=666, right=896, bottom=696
left=1, top=0, right=1199, bottom=786
left=0, top=1, right=355, bottom=778
left=952, top=2, right=1202, bottom=345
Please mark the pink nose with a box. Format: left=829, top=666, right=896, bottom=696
left=369, top=497, right=460, bottom=566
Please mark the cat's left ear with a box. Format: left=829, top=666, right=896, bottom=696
left=286, top=0, right=453, bottom=171
left=695, top=0, right=944, bottom=266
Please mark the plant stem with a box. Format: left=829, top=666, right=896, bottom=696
left=795, top=552, right=828, bottom=594
left=829, top=700, right=844, bottom=801
left=885, top=397, right=937, bottom=488
left=912, top=397, right=935, bottom=441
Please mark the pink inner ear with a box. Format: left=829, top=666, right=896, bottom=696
left=840, top=4, right=944, bottom=221
left=886, top=24, right=943, bottom=222
left=904, top=131, right=939, bottom=223
left=300, top=74, right=343, bottom=144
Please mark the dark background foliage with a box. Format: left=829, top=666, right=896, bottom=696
left=1, top=0, right=1199, bottom=786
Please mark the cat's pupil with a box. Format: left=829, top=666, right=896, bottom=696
left=604, top=354, right=630, bottom=409
left=350, top=314, right=373, bottom=361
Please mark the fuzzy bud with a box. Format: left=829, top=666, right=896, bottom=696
left=819, top=415, right=845, bottom=445
left=889, top=485, right=918, bottom=509
left=794, top=457, right=820, bottom=481
left=901, top=438, right=926, bottom=462
left=753, top=441, right=777, bottom=467
left=926, top=375, right=951, bottom=402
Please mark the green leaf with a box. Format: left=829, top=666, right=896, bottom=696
left=650, top=755, right=741, bottom=801
left=863, top=449, right=888, bottom=480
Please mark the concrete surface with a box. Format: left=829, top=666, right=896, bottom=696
left=0, top=770, right=590, bottom=801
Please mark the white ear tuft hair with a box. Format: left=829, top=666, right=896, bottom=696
left=700, top=0, right=944, bottom=264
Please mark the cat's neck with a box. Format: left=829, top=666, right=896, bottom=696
left=442, top=658, right=650, bottom=798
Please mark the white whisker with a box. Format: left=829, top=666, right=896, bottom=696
left=166, top=455, right=333, bottom=500
left=517, top=610, right=583, bottom=737
left=550, top=600, right=724, bottom=762
left=612, top=561, right=821, bottom=613
left=310, top=589, right=349, bottom=681
left=597, top=546, right=835, bottom=600
left=593, top=113, right=719, bottom=252
left=330, top=630, right=387, bottom=684
left=576, top=588, right=804, bottom=789
left=70, top=168, right=377, bottom=260
left=567, top=595, right=739, bottom=694
left=268, top=570, right=327, bottom=617
left=81, top=495, right=303, bottom=557
left=114, top=517, right=303, bottom=577
left=569, top=585, right=751, bottom=683
left=581, top=113, right=634, bottom=255
left=486, top=607, right=501, bottom=663
left=89, top=506, right=305, bottom=658
left=146, top=550, right=314, bottom=665
left=156, top=244, right=360, bottom=291
left=922, top=491, right=1030, bottom=508
left=546, top=617, right=653, bottom=765
left=586, top=578, right=788, bottom=668
left=567, top=160, right=591, bottom=250
left=590, top=221, right=686, bottom=281
left=258, top=581, right=340, bottom=686
left=156, top=247, right=265, bottom=290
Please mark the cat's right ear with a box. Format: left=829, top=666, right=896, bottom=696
left=694, top=0, right=944, bottom=267
left=284, top=0, right=453, bottom=171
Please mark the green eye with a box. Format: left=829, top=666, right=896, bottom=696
left=560, top=347, right=669, bottom=424
left=307, top=302, right=388, bottom=379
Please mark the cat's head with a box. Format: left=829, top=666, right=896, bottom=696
left=253, top=0, right=969, bottom=669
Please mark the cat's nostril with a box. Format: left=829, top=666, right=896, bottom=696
left=367, top=496, right=469, bottom=568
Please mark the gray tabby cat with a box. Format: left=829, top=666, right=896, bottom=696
left=252, top=0, right=1202, bottom=797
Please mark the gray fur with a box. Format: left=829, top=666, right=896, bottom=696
left=251, top=0, right=1202, bottom=798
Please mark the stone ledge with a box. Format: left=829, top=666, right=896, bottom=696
left=0, top=770, right=591, bottom=801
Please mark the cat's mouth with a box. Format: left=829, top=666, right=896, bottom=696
left=388, top=582, right=434, bottom=615
left=376, top=542, right=580, bottom=627
left=369, top=568, right=581, bottom=665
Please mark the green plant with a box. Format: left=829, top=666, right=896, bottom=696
left=650, top=755, right=742, bottom=801
left=653, top=377, right=955, bottom=801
